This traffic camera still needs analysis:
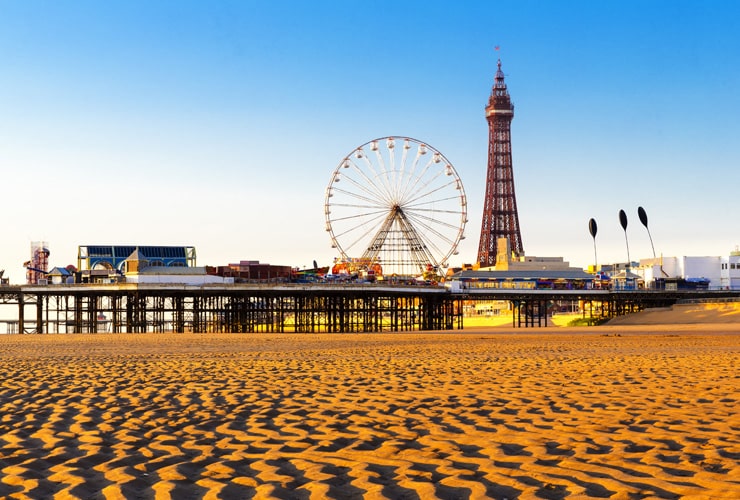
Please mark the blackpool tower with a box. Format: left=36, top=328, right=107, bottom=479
left=476, top=59, right=524, bottom=266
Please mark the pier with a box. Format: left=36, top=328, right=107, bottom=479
left=454, top=288, right=740, bottom=327
left=2, top=284, right=739, bottom=333
left=0, top=284, right=462, bottom=334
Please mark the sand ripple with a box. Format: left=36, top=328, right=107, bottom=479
left=0, top=331, right=738, bottom=499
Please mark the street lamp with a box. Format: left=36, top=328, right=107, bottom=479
left=588, top=218, right=598, bottom=271
left=619, top=209, right=631, bottom=270
left=638, top=206, right=656, bottom=259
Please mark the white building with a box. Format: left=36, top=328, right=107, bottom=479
left=720, top=248, right=740, bottom=289
left=123, top=248, right=229, bottom=285
left=636, top=251, right=740, bottom=290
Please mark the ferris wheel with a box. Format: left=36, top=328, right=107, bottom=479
left=325, top=136, right=468, bottom=277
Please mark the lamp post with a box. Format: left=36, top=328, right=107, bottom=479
left=638, top=206, right=656, bottom=259
left=588, top=218, right=598, bottom=271
left=619, top=209, right=631, bottom=270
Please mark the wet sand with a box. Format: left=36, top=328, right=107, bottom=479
left=0, top=328, right=738, bottom=499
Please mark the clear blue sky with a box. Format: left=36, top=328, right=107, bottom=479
left=1, top=1, right=739, bottom=281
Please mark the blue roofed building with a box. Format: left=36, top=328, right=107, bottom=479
left=77, top=245, right=196, bottom=271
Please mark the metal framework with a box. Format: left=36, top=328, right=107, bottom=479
left=2, top=285, right=738, bottom=332
left=25, top=241, right=49, bottom=284
left=0, top=285, right=462, bottom=334
left=477, top=59, right=524, bottom=266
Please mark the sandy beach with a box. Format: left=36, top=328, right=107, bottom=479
left=0, top=326, right=738, bottom=499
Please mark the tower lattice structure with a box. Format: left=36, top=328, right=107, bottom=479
left=477, top=59, right=524, bottom=266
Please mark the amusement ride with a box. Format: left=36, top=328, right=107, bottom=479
left=325, top=136, right=468, bottom=280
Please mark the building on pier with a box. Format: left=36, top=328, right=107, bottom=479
left=77, top=245, right=196, bottom=271
left=47, top=267, right=74, bottom=285
left=212, top=260, right=292, bottom=282
left=122, top=248, right=227, bottom=285
left=71, top=248, right=294, bottom=285
left=722, top=248, right=740, bottom=289
left=598, top=250, right=740, bottom=290
left=446, top=269, right=594, bottom=292
left=447, top=238, right=594, bottom=295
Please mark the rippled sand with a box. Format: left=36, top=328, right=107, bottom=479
left=0, top=329, right=738, bottom=499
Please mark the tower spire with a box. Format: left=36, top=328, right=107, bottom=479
left=494, top=59, right=505, bottom=88
left=477, top=58, right=524, bottom=267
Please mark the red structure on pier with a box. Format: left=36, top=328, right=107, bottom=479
left=477, top=59, right=524, bottom=267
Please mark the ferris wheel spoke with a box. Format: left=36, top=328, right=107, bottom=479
left=329, top=208, right=392, bottom=225
left=398, top=149, right=424, bottom=202
left=408, top=189, right=464, bottom=204
left=419, top=226, right=456, bottom=260
left=402, top=209, right=459, bottom=252
left=401, top=175, right=452, bottom=210
left=403, top=205, right=466, bottom=220
left=403, top=211, right=461, bottom=257
left=348, top=220, right=394, bottom=256
left=405, top=210, right=464, bottom=233
left=400, top=156, right=439, bottom=203
left=335, top=166, right=393, bottom=207
left=360, top=209, right=399, bottom=262
left=337, top=155, right=392, bottom=207
left=406, top=196, right=461, bottom=213
left=333, top=214, right=388, bottom=254
left=402, top=169, right=455, bottom=207
left=393, top=214, right=438, bottom=268
left=359, top=152, right=395, bottom=205
left=374, top=141, right=392, bottom=198
left=396, top=139, right=411, bottom=202
left=330, top=186, right=390, bottom=210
